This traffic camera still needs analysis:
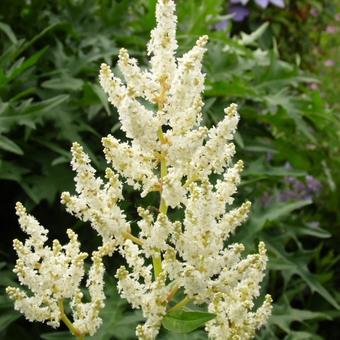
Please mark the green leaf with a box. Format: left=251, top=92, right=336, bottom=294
left=40, top=331, right=74, bottom=340
left=89, top=83, right=111, bottom=115
left=161, top=330, right=208, bottom=340
left=0, top=295, right=13, bottom=309
left=17, top=22, right=60, bottom=56
left=295, top=224, right=331, bottom=239
left=285, top=332, right=323, bottom=340
left=0, top=311, right=21, bottom=332
left=90, top=284, right=143, bottom=340
left=270, top=299, right=331, bottom=334
left=0, top=22, right=17, bottom=44
left=162, top=310, right=215, bottom=334
left=0, top=135, right=23, bottom=155
left=236, top=200, right=312, bottom=242
left=0, top=69, right=7, bottom=86
left=8, top=47, right=48, bottom=80
left=239, top=22, right=269, bottom=45
left=267, top=241, right=340, bottom=309
left=206, top=79, right=257, bottom=98
left=258, top=200, right=312, bottom=224
left=245, top=159, right=306, bottom=177
left=0, top=95, right=69, bottom=127
left=0, top=160, right=28, bottom=181
left=42, top=76, right=83, bottom=91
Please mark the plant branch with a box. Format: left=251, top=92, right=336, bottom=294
left=151, top=127, right=169, bottom=278
left=59, top=299, right=84, bottom=339
left=167, top=296, right=191, bottom=313
left=167, top=284, right=179, bottom=302
left=122, top=231, right=143, bottom=246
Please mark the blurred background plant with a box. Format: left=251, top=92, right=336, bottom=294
left=0, top=0, right=339, bottom=339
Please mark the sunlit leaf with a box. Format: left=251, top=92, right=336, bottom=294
left=162, top=310, right=215, bottom=334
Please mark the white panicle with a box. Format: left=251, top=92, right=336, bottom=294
left=118, top=48, right=158, bottom=103
left=102, top=134, right=158, bottom=196
left=99, top=63, right=161, bottom=150
left=61, top=142, right=130, bottom=245
left=165, top=35, right=208, bottom=133
left=8, top=0, right=271, bottom=339
left=7, top=203, right=115, bottom=336
left=71, top=241, right=116, bottom=336
left=148, top=0, right=178, bottom=96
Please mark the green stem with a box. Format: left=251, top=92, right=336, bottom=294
left=122, top=231, right=143, bottom=246
left=159, top=153, right=168, bottom=215
left=157, top=127, right=168, bottom=217
left=167, top=296, right=191, bottom=313
left=59, top=300, right=84, bottom=339
left=152, top=254, right=163, bottom=278
left=167, top=284, right=179, bottom=302
left=151, top=128, right=169, bottom=278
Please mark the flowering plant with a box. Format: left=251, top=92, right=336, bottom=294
left=231, top=0, right=285, bottom=8
left=229, top=0, right=285, bottom=22
left=6, top=0, right=272, bottom=339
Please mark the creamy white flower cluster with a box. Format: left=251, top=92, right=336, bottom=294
left=8, top=0, right=272, bottom=339
left=6, top=203, right=116, bottom=337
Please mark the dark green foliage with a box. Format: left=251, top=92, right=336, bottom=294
left=0, top=0, right=339, bottom=339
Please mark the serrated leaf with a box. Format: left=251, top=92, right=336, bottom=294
left=270, top=299, right=331, bottom=334
left=267, top=240, right=340, bottom=309
left=162, top=310, right=215, bottom=334
left=249, top=200, right=311, bottom=235
left=260, top=200, right=312, bottom=223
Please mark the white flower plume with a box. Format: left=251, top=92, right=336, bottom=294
left=8, top=0, right=272, bottom=339
left=7, top=203, right=116, bottom=336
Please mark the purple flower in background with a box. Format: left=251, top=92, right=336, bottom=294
left=310, top=8, right=318, bottom=17
left=261, top=192, right=273, bottom=207
left=255, top=0, right=269, bottom=8
left=326, top=25, right=337, bottom=34
left=229, top=0, right=285, bottom=22
left=261, top=172, right=322, bottom=207
left=230, top=0, right=250, bottom=4
left=324, top=59, right=335, bottom=67
left=256, top=0, right=285, bottom=8
left=308, top=83, right=319, bottom=90
left=229, top=5, right=250, bottom=22
left=232, top=0, right=285, bottom=8
left=267, top=0, right=285, bottom=7
left=278, top=175, right=322, bottom=202
left=306, top=176, right=322, bottom=195
left=214, top=20, right=228, bottom=30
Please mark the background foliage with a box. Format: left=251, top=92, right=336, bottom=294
left=0, top=0, right=339, bottom=339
